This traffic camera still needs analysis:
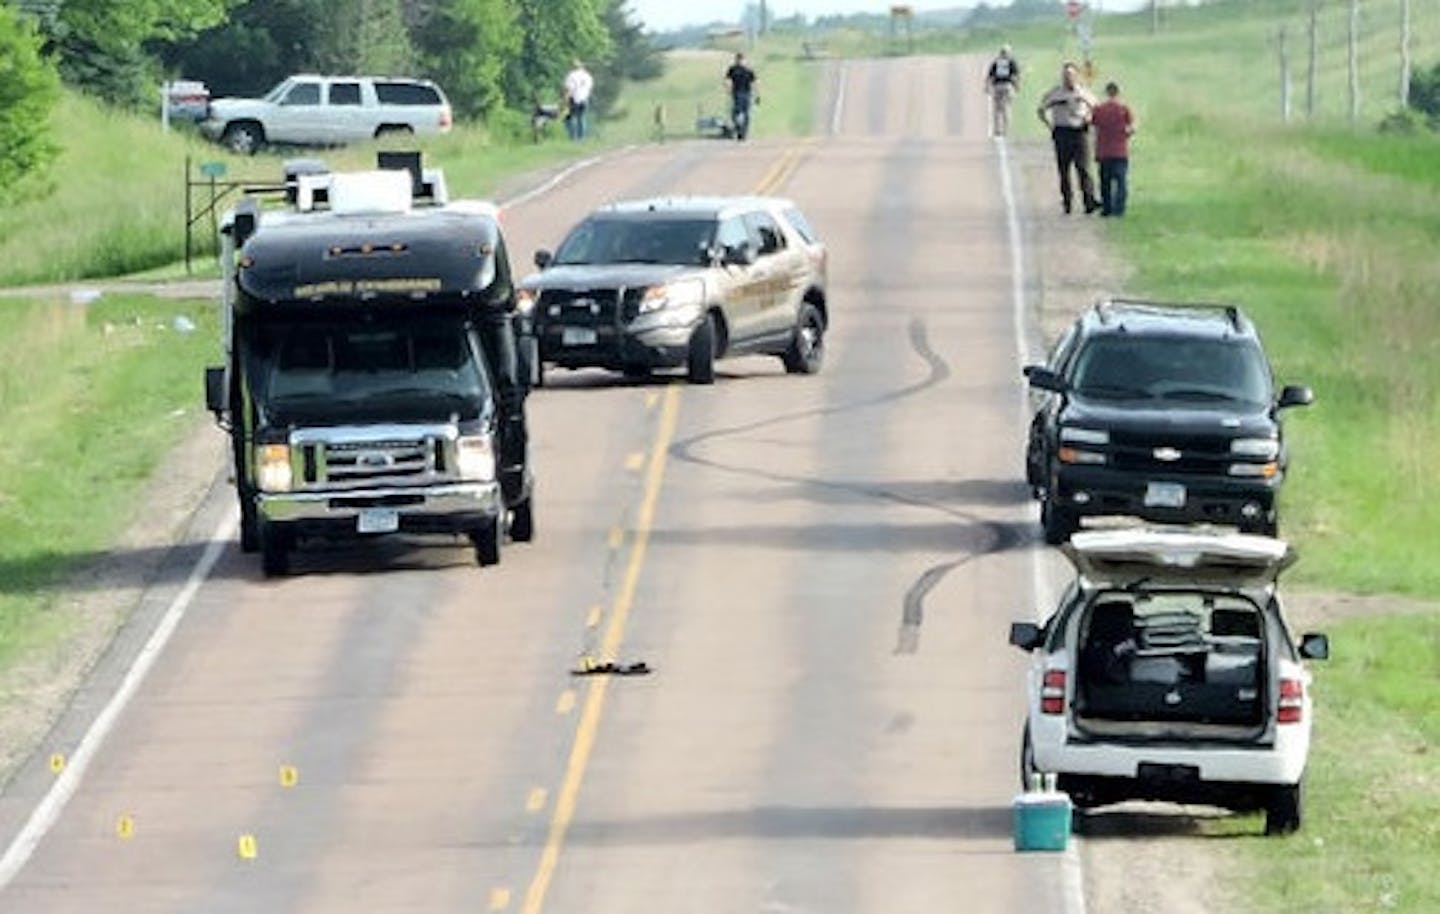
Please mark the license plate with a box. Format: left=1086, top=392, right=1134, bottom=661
left=1144, top=482, right=1187, bottom=509
left=357, top=507, right=399, bottom=534
left=562, top=326, right=598, bottom=346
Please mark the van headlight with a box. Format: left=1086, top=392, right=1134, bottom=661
left=456, top=434, right=496, bottom=482
left=638, top=279, right=704, bottom=314
left=256, top=444, right=293, bottom=493
left=1231, top=437, right=1280, bottom=459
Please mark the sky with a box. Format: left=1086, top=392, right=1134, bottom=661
left=627, top=1, right=1150, bottom=34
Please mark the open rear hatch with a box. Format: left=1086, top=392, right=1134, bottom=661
left=1065, top=530, right=1292, bottom=740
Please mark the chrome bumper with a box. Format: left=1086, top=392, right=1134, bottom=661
left=258, top=482, right=502, bottom=524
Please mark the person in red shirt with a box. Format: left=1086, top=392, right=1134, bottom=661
left=1091, top=82, right=1136, bottom=217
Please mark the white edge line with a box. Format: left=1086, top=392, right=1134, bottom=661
left=0, top=142, right=628, bottom=891
left=0, top=511, right=238, bottom=889
left=997, top=137, right=1088, bottom=914
left=830, top=63, right=849, bottom=137
left=500, top=146, right=634, bottom=210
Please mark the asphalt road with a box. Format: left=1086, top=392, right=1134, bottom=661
left=0, top=56, right=1079, bottom=913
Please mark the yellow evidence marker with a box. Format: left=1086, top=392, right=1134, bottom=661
left=237, top=834, right=258, bottom=860
left=279, top=766, right=300, bottom=788
left=116, top=815, right=135, bottom=840
left=49, top=753, right=65, bottom=775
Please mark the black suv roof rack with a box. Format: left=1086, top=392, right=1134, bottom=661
left=1093, top=297, right=1245, bottom=332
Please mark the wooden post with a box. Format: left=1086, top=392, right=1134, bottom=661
left=1348, top=0, right=1360, bottom=124
left=1151, top=0, right=1160, bottom=35
left=1399, top=0, right=1412, bottom=109
left=1279, top=27, right=1292, bottom=124
left=1306, top=0, right=1318, bottom=119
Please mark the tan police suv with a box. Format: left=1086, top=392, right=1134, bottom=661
left=517, top=196, right=829, bottom=385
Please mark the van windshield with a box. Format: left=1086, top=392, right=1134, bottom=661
left=249, top=313, right=491, bottom=425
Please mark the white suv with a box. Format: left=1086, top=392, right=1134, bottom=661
left=201, top=76, right=453, bottom=154
left=1008, top=529, right=1329, bottom=834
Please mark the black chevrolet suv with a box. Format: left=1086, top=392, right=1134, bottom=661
left=1024, top=299, right=1313, bottom=544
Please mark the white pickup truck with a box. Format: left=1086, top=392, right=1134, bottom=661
left=200, top=75, right=453, bottom=154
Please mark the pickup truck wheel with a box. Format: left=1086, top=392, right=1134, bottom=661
left=687, top=315, right=716, bottom=385
left=471, top=515, right=502, bottom=567
left=1264, top=782, right=1303, bottom=835
left=509, top=497, right=535, bottom=543
left=222, top=122, right=263, bottom=155
left=781, top=303, right=825, bottom=374
left=258, top=523, right=291, bottom=577
left=1041, top=495, right=1078, bottom=545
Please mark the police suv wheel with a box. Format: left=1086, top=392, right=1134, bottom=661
left=687, top=315, right=716, bottom=385
left=781, top=304, right=825, bottom=375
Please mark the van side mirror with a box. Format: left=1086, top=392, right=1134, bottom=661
left=204, top=366, right=228, bottom=424
left=1278, top=384, right=1314, bottom=409
left=1299, top=632, right=1329, bottom=660
left=1009, top=621, right=1044, bottom=652
left=1024, top=365, right=1066, bottom=393
left=534, top=249, right=553, bottom=269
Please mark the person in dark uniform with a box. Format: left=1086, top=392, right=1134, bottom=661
left=985, top=44, right=1021, bottom=138
left=725, top=53, right=758, bottom=141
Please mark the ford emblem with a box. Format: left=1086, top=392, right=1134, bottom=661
left=1154, top=447, right=1182, bottom=462
left=357, top=451, right=395, bottom=469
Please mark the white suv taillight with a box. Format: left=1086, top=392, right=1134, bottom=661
left=1277, top=677, right=1305, bottom=724
left=1041, top=669, right=1067, bottom=715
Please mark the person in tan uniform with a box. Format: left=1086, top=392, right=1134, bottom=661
left=1036, top=62, right=1099, bottom=215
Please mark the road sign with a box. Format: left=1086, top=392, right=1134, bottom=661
left=198, top=161, right=227, bottom=179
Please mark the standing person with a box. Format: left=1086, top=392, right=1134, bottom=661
left=563, top=59, right=594, bottom=141
left=1036, top=61, right=1100, bottom=215
left=725, top=52, right=758, bottom=141
left=1092, top=81, right=1136, bottom=217
left=985, top=44, right=1021, bottom=138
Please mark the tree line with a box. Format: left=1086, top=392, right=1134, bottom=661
left=0, top=0, right=662, bottom=199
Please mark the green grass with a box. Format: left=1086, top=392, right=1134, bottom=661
left=0, top=292, right=218, bottom=669
left=0, top=49, right=818, bottom=288
left=1202, top=612, right=1440, bottom=913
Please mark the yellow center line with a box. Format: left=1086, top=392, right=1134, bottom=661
left=520, top=384, right=680, bottom=914
left=519, top=143, right=809, bottom=914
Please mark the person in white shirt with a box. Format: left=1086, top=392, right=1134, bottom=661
left=563, top=60, right=594, bottom=141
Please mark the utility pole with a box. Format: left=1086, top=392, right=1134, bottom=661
left=1348, top=0, right=1360, bottom=124
left=1279, top=26, right=1292, bottom=123
left=1399, top=0, right=1412, bottom=109
left=1306, top=0, right=1318, bottom=119
left=1150, top=0, right=1160, bottom=35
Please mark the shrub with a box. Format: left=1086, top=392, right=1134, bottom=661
left=0, top=6, right=59, bottom=201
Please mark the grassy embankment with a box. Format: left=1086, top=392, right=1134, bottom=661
left=0, top=48, right=816, bottom=683
left=984, top=2, right=1439, bottom=911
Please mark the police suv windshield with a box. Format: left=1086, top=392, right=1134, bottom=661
left=553, top=217, right=715, bottom=266
left=1070, top=336, right=1271, bottom=407
left=251, top=313, right=491, bottom=424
